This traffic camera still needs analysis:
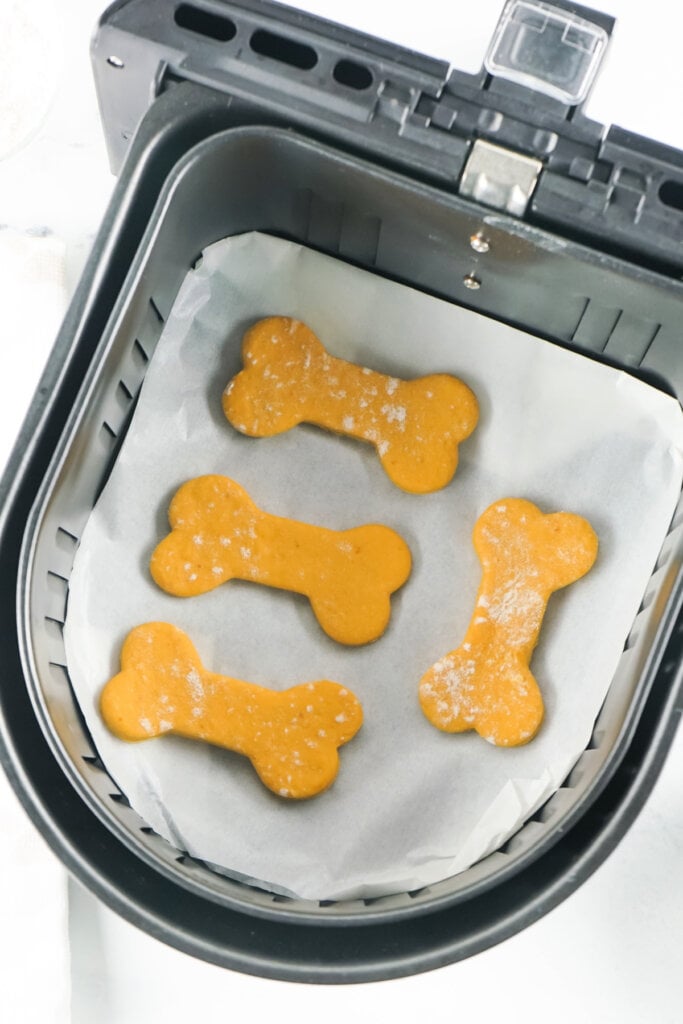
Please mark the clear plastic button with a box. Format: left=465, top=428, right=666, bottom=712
left=484, top=0, right=609, bottom=105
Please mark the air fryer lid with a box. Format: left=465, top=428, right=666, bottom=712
left=94, top=0, right=683, bottom=274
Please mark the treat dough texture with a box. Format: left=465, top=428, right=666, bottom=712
left=419, top=498, right=598, bottom=746
left=223, top=316, right=479, bottom=494
left=100, top=622, right=363, bottom=799
left=150, top=474, right=412, bottom=646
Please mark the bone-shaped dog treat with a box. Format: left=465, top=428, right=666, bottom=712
left=100, top=622, right=363, bottom=798
left=419, top=499, right=598, bottom=746
left=222, top=317, right=479, bottom=494
left=150, top=475, right=412, bottom=646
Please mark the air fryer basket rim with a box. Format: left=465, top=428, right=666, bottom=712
left=16, top=116, right=683, bottom=921
left=1, top=81, right=682, bottom=981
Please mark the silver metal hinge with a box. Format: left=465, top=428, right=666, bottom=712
left=459, top=139, right=543, bottom=217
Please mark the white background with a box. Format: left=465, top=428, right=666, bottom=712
left=0, top=1, right=682, bottom=1021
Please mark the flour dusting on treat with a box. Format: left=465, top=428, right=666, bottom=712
left=222, top=316, right=479, bottom=494
left=150, top=474, right=412, bottom=646
left=419, top=498, right=598, bottom=746
left=100, top=622, right=363, bottom=799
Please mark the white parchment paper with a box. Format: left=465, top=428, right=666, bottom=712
left=63, top=233, right=683, bottom=900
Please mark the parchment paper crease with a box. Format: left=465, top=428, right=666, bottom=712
left=64, top=233, right=683, bottom=900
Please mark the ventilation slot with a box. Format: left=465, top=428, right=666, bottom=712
left=48, top=661, right=69, bottom=681
left=148, top=297, right=165, bottom=324
left=659, top=179, right=683, bottom=212
left=56, top=525, right=78, bottom=544
left=408, top=886, right=426, bottom=899
left=132, top=339, right=149, bottom=366
left=174, top=4, right=236, bottom=42
left=587, top=728, right=605, bottom=751
left=109, top=792, right=132, bottom=807
left=55, top=525, right=78, bottom=557
left=82, top=754, right=107, bottom=772
left=500, top=831, right=527, bottom=856
left=250, top=29, right=318, bottom=70
left=637, top=589, right=655, bottom=614
left=531, top=801, right=556, bottom=825
left=333, top=58, right=372, bottom=90
left=45, top=574, right=68, bottom=621
left=563, top=764, right=584, bottom=788
left=623, top=629, right=640, bottom=652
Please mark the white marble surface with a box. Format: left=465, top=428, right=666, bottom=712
left=1, top=1, right=682, bottom=1021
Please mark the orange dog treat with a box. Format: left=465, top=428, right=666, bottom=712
left=223, top=317, right=479, bottom=494
left=419, top=499, right=598, bottom=746
left=100, top=622, right=363, bottom=799
left=150, top=475, right=412, bottom=646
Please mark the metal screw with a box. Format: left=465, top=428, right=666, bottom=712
left=470, top=231, right=490, bottom=254
left=463, top=273, right=481, bottom=290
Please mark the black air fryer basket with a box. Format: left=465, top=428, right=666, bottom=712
left=2, top=0, right=683, bottom=983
